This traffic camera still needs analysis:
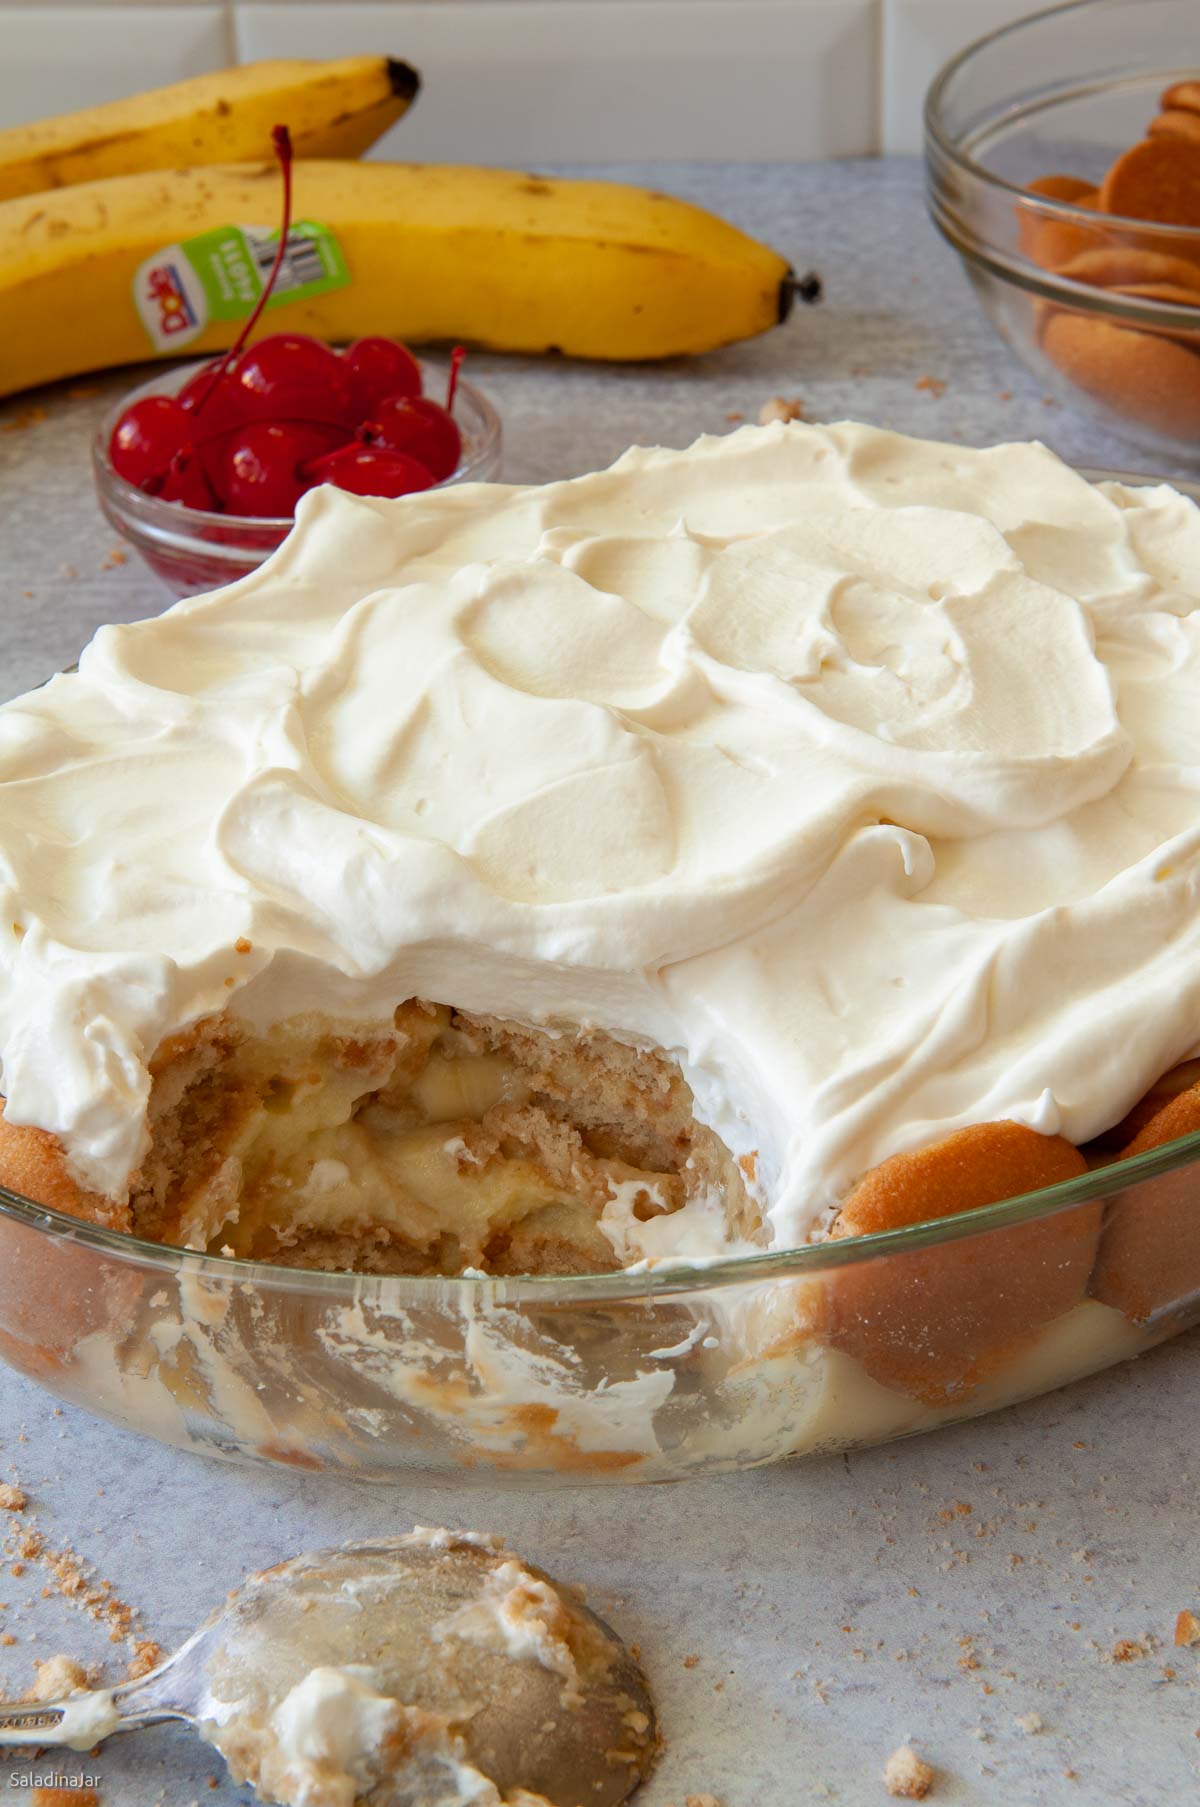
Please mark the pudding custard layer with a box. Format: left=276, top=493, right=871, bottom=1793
left=0, top=421, right=1198, bottom=1264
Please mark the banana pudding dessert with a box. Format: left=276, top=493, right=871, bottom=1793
left=0, top=419, right=1199, bottom=1465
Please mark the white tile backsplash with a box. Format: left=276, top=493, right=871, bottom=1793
left=0, top=7, right=232, bottom=130
left=0, top=0, right=1040, bottom=160
left=882, top=0, right=1035, bottom=154
left=234, top=1, right=880, bottom=164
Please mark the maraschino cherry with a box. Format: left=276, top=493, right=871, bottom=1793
left=229, top=334, right=357, bottom=430
left=158, top=458, right=219, bottom=510
left=363, top=395, right=461, bottom=483
left=306, top=445, right=437, bottom=499
left=108, top=125, right=466, bottom=517
left=344, top=336, right=423, bottom=414
left=219, top=421, right=347, bottom=517
left=108, top=395, right=192, bottom=490
left=175, top=359, right=245, bottom=440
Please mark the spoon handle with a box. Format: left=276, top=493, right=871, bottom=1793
left=0, top=1701, right=79, bottom=1744
left=0, top=1690, right=187, bottom=1749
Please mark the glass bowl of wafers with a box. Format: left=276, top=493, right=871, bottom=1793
left=926, top=0, right=1200, bottom=459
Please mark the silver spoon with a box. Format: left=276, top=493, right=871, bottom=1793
left=0, top=1529, right=658, bottom=1807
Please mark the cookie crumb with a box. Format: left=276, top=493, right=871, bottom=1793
left=758, top=395, right=804, bottom=426
left=1014, top=1711, right=1044, bottom=1734
left=884, top=1746, right=935, bottom=1798
left=1175, top=1610, right=1200, bottom=1647
left=0, top=1484, right=26, bottom=1512
left=915, top=376, right=947, bottom=398
left=1110, top=1635, right=1155, bottom=1663
left=682, top=1653, right=700, bottom=1669
left=31, top=1790, right=99, bottom=1807
left=25, top=1654, right=92, bottom=1702
left=126, top=1638, right=165, bottom=1681
left=1, top=406, right=47, bottom=435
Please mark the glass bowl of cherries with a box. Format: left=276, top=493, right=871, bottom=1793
left=93, top=333, right=502, bottom=597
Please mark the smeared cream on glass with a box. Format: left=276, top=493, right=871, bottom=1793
left=1, top=420, right=1198, bottom=1254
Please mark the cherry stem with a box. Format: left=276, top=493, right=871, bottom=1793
left=186, top=124, right=294, bottom=429
left=445, top=346, right=466, bottom=414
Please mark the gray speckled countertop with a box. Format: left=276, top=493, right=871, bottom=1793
left=0, top=158, right=1198, bottom=1807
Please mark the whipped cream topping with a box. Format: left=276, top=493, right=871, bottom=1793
left=210, top=1661, right=530, bottom=1807
left=432, top=1558, right=583, bottom=1686
left=256, top=1665, right=404, bottom=1807
left=1, top=420, right=1199, bottom=1252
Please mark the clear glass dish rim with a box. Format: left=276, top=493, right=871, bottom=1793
left=4, top=457, right=1198, bottom=1304
left=92, top=355, right=503, bottom=537
left=924, top=0, right=1200, bottom=249
left=937, top=224, right=1200, bottom=329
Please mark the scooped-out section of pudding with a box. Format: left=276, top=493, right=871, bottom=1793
left=129, top=1001, right=760, bottom=1275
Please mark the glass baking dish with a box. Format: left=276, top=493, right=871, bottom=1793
left=0, top=1129, right=1196, bottom=1487
left=0, top=461, right=1197, bottom=1487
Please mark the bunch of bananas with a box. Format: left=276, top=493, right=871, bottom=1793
left=0, top=58, right=796, bottom=397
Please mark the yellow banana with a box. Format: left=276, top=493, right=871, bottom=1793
left=0, top=59, right=420, bottom=203
left=0, top=161, right=794, bottom=391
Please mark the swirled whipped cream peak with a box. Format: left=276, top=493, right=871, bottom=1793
left=1, top=419, right=1199, bottom=1256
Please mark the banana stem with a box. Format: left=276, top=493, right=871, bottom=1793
left=785, top=271, right=823, bottom=305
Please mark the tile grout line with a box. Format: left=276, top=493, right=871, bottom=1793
left=876, top=0, right=888, bottom=153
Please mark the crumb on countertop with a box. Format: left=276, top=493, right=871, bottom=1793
left=1, top=406, right=47, bottom=435
left=1175, top=1610, right=1200, bottom=1648
left=31, top=1789, right=100, bottom=1807
left=1014, top=1711, right=1044, bottom=1735
left=126, top=1638, right=164, bottom=1681
left=883, top=1746, right=935, bottom=1798
left=914, top=376, right=947, bottom=398
left=25, top=1654, right=92, bottom=1702
left=3, top=1494, right=157, bottom=1658
left=0, top=1484, right=26, bottom=1512
left=758, top=395, right=804, bottom=426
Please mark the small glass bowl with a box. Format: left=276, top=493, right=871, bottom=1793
left=926, top=0, right=1200, bottom=462
left=93, top=357, right=503, bottom=597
